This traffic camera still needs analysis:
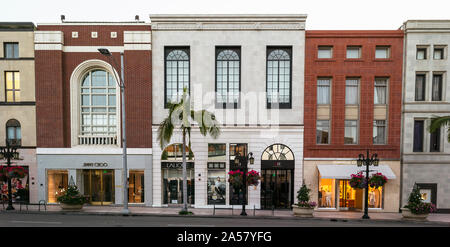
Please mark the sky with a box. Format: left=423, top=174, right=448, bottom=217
left=3, top=0, right=450, bottom=29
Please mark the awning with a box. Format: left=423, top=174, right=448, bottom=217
left=317, top=164, right=396, bottom=180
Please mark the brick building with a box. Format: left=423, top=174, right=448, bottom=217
left=303, top=30, right=404, bottom=212
left=34, top=20, right=152, bottom=205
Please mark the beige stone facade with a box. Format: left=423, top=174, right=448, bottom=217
left=0, top=23, right=37, bottom=203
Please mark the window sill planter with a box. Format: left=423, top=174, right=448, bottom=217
left=292, top=205, right=314, bottom=217
left=60, top=203, right=84, bottom=211
left=401, top=208, right=429, bottom=220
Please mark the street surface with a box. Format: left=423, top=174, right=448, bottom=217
left=0, top=212, right=444, bottom=227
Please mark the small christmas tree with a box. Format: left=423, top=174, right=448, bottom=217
left=297, top=184, right=311, bottom=204
left=407, top=184, right=422, bottom=206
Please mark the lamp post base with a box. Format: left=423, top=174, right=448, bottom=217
left=6, top=205, right=15, bottom=210
left=121, top=208, right=130, bottom=215
left=240, top=211, right=247, bottom=216
left=362, top=214, right=370, bottom=219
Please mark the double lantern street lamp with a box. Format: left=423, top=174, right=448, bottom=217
left=0, top=143, right=22, bottom=210
left=98, top=48, right=129, bottom=214
left=356, top=149, right=379, bottom=219
left=233, top=152, right=254, bottom=216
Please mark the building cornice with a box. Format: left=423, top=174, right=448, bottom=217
left=403, top=20, right=450, bottom=32
left=306, top=30, right=403, bottom=38
left=149, top=14, right=306, bottom=31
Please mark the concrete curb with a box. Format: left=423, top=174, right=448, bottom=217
left=2, top=210, right=450, bottom=226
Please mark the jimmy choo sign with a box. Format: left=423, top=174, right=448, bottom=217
left=83, top=162, right=108, bottom=168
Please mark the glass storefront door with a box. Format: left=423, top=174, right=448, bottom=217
left=83, top=169, right=115, bottom=205
left=162, top=166, right=195, bottom=205
left=261, top=169, right=293, bottom=209
left=338, top=179, right=363, bottom=211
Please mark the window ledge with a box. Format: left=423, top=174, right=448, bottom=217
left=373, top=59, right=393, bottom=62
left=314, top=59, right=336, bottom=62
left=344, top=59, right=364, bottom=62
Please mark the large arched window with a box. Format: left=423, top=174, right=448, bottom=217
left=165, top=48, right=190, bottom=107
left=267, top=48, right=292, bottom=108
left=261, top=144, right=294, bottom=161
left=6, top=119, right=21, bottom=146
left=80, top=69, right=117, bottom=137
left=216, top=48, right=240, bottom=108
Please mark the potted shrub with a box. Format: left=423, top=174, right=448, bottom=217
left=292, top=184, right=317, bottom=217
left=401, top=185, right=436, bottom=220
left=349, top=171, right=366, bottom=189
left=57, top=184, right=88, bottom=211
left=368, top=173, right=387, bottom=189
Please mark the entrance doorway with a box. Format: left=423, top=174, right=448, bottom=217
left=82, top=169, right=115, bottom=205
left=260, top=144, right=295, bottom=209
left=261, top=169, right=293, bottom=209
left=338, top=179, right=363, bottom=211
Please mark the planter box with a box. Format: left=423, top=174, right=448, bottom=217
left=292, top=205, right=314, bottom=217
left=401, top=208, right=429, bottom=220
left=60, top=203, right=84, bottom=211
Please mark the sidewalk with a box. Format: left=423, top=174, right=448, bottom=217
left=2, top=203, right=450, bottom=225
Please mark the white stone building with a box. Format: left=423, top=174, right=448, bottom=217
left=150, top=15, right=306, bottom=209
left=401, top=20, right=450, bottom=212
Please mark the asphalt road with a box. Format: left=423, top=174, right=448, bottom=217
left=0, top=212, right=444, bottom=227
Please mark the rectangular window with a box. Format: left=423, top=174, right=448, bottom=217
left=413, top=120, right=424, bottom=152
left=207, top=162, right=226, bottom=205
left=216, top=47, right=241, bottom=108
left=4, top=42, right=19, bottom=58
left=316, top=120, right=330, bottom=144
left=208, top=143, right=226, bottom=160
left=374, top=78, right=388, bottom=104
left=345, top=78, right=359, bottom=105
left=432, top=74, right=443, bottom=101
left=266, top=47, right=292, bottom=108
left=375, top=46, right=390, bottom=59
left=5, top=71, right=20, bottom=102
left=128, top=170, right=144, bottom=203
left=430, top=127, right=440, bottom=152
left=317, top=78, right=331, bottom=104
left=415, top=74, right=426, bottom=101
left=165, top=47, right=190, bottom=107
left=47, top=170, right=68, bottom=203
left=344, top=120, right=358, bottom=144
left=433, top=47, right=444, bottom=60
left=318, top=46, right=333, bottom=59
left=346, top=46, right=361, bottom=59
left=318, top=177, right=336, bottom=208
left=417, top=47, right=427, bottom=60
left=373, top=120, right=386, bottom=144
left=368, top=186, right=383, bottom=209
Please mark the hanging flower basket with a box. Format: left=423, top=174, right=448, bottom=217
left=349, top=171, right=367, bottom=189
left=246, top=170, right=261, bottom=186
left=228, top=170, right=244, bottom=190
left=368, top=172, right=388, bottom=189
left=0, top=166, right=27, bottom=180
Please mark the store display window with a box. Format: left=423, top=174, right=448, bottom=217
left=318, top=177, right=336, bottom=208
left=129, top=170, right=144, bottom=203
left=207, top=162, right=226, bottom=205
left=47, top=170, right=68, bottom=203
left=368, top=186, right=383, bottom=209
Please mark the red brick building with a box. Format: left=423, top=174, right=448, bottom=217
left=34, top=21, right=152, bottom=206
left=303, top=30, right=403, bottom=212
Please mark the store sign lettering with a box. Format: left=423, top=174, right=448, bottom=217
left=83, top=162, right=108, bottom=167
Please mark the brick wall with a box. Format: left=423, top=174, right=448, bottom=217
left=35, top=24, right=152, bottom=148
left=304, top=31, right=403, bottom=159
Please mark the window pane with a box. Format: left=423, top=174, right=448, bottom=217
left=430, top=127, right=440, bottom=152
left=5, top=72, right=13, bottom=89
left=267, top=48, right=291, bottom=106
left=91, top=70, right=107, bottom=86
left=415, top=75, right=426, bottom=101
left=417, top=49, right=426, bottom=59
left=375, top=47, right=389, bottom=59
left=368, top=186, right=383, bottom=208
left=413, top=120, right=424, bottom=152
left=317, top=79, right=330, bottom=104
left=374, top=78, right=387, bottom=104
left=373, top=120, right=386, bottom=144
left=318, top=47, right=332, bottom=58
left=432, top=75, right=442, bottom=101
left=347, top=47, right=360, bottom=58
left=7, top=127, right=15, bottom=139
left=318, top=178, right=336, bottom=208
left=316, top=120, right=330, bottom=144
left=344, top=120, right=358, bottom=144
left=345, top=79, right=359, bottom=104
left=6, top=91, right=14, bottom=102
left=433, top=49, right=443, bottom=59
left=207, top=164, right=226, bottom=205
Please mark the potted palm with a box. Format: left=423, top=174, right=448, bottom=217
left=292, top=184, right=317, bottom=217
left=401, top=184, right=436, bottom=220
left=57, top=184, right=88, bottom=211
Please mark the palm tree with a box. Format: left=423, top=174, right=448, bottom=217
left=157, top=88, right=221, bottom=213
left=429, top=116, right=450, bottom=142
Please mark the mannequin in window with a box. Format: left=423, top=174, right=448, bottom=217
left=369, top=190, right=376, bottom=207
left=325, top=189, right=332, bottom=207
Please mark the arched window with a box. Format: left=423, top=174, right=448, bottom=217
left=80, top=69, right=117, bottom=137
left=267, top=48, right=292, bottom=108
left=165, top=48, right=190, bottom=106
left=6, top=119, right=21, bottom=146
left=261, top=144, right=294, bottom=161
left=216, top=48, right=240, bottom=108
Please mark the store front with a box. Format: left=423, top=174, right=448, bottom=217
left=161, top=144, right=195, bottom=205
left=260, top=144, right=295, bottom=209
left=315, top=164, right=395, bottom=211
left=82, top=169, right=115, bottom=205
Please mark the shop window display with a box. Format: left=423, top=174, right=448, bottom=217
left=368, top=186, right=383, bottom=208
left=229, top=143, right=248, bottom=205
left=129, top=170, right=144, bottom=203
left=318, top=178, right=336, bottom=208
left=207, top=162, right=226, bottom=205
left=47, top=170, right=68, bottom=203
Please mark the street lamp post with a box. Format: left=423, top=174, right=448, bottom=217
left=357, top=149, right=379, bottom=219
left=234, top=152, right=254, bottom=216
left=98, top=48, right=129, bottom=215
left=0, top=142, right=21, bottom=210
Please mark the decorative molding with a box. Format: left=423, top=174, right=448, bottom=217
left=124, top=31, right=151, bottom=43
left=124, top=44, right=151, bottom=50
left=34, top=31, right=64, bottom=44
left=62, top=46, right=124, bottom=53
left=36, top=148, right=152, bottom=155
